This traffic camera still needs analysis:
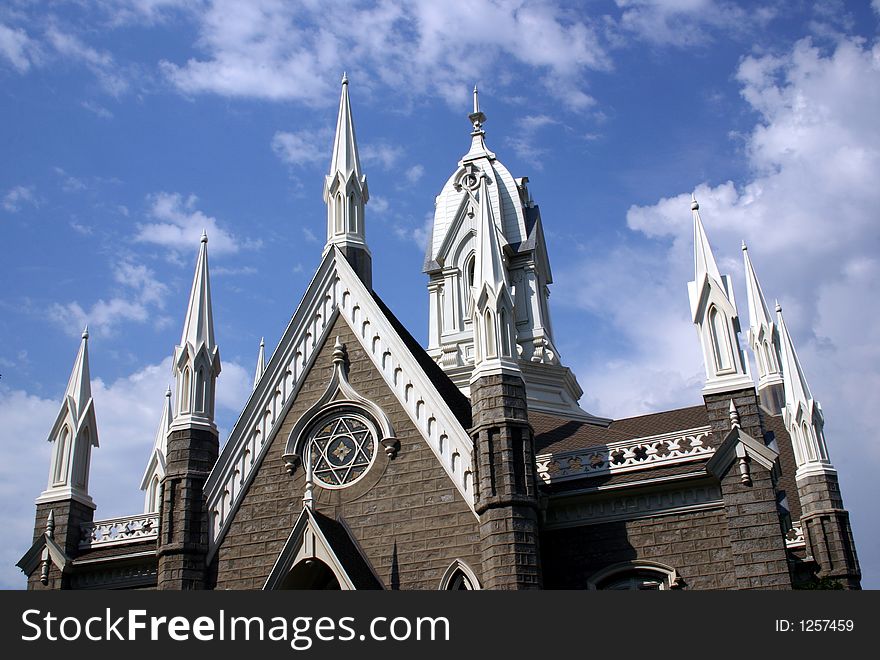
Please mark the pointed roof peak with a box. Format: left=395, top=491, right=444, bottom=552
left=743, top=240, right=773, bottom=331
left=474, top=173, right=508, bottom=298
left=65, top=328, right=93, bottom=418
left=777, top=302, right=814, bottom=405
left=201, top=228, right=208, bottom=243
left=253, top=336, right=266, bottom=390
left=179, top=233, right=215, bottom=351
left=81, top=325, right=89, bottom=340
left=329, top=73, right=362, bottom=180
left=691, top=195, right=721, bottom=285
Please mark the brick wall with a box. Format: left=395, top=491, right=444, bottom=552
left=213, top=315, right=482, bottom=589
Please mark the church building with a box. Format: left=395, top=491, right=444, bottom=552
left=18, top=76, right=861, bottom=590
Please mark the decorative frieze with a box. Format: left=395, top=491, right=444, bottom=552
left=536, top=426, right=713, bottom=485
left=79, top=513, right=159, bottom=549
left=545, top=483, right=724, bottom=530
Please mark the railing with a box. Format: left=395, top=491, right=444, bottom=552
left=80, top=513, right=159, bottom=549
left=785, top=521, right=805, bottom=549
left=536, top=426, right=713, bottom=484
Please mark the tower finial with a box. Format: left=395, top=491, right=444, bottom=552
left=691, top=193, right=699, bottom=211
left=468, top=84, right=487, bottom=134
left=201, top=228, right=208, bottom=244
left=82, top=325, right=89, bottom=340
left=341, top=71, right=348, bottom=85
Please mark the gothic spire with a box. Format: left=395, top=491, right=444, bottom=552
left=742, top=243, right=785, bottom=410
left=37, top=327, right=99, bottom=507
left=323, top=74, right=371, bottom=286
left=140, top=386, right=172, bottom=513
left=473, top=173, right=509, bottom=304
left=692, top=195, right=722, bottom=288
left=179, top=230, right=216, bottom=354
left=462, top=84, right=495, bottom=162
left=776, top=302, right=834, bottom=477
left=686, top=196, right=752, bottom=394
left=171, top=233, right=221, bottom=431
left=253, top=337, right=265, bottom=390
left=328, top=72, right=363, bottom=182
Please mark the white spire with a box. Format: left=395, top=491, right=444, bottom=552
left=37, top=328, right=99, bottom=508
left=171, top=234, right=221, bottom=432
left=742, top=243, right=784, bottom=410
left=140, top=386, right=172, bottom=513
left=253, top=337, right=265, bottom=390
left=323, top=74, right=370, bottom=276
left=692, top=195, right=722, bottom=287
left=686, top=196, right=753, bottom=394
left=471, top=173, right=518, bottom=380
left=473, top=173, right=509, bottom=303
left=180, top=230, right=216, bottom=353
left=463, top=83, right=495, bottom=162
left=329, top=72, right=362, bottom=182
left=776, top=302, right=834, bottom=479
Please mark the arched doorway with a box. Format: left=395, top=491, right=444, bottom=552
left=279, top=559, right=341, bottom=590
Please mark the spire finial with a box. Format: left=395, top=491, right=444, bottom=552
left=82, top=325, right=89, bottom=340
left=201, top=228, right=208, bottom=244
left=332, top=337, right=346, bottom=365
left=691, top=193, right=699, bottom=211
left=341, top=71, right=348, bottom=85
left=729, top=399, right=740, bottom=427
left=742, top=240, right=748, bottom=251
left=165, top=384, right=172, bottom=398
left=775, top=299, right=782, bottom=313
left=468, top=84, right=487, bottom=134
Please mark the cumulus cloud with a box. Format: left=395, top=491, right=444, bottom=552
left=158, top=0, right=609, bottom=110
left=48, top=259, right=171, bottom=337
left=136, top=192, right=261, bottom=256
left=45, top=26, right=129, bottom=96
left=0, top=22, right=41, bottom=72
left=2, top=185, right=38, bottom=212
left=271, top=129, right=330, bottom=168
left=0, top=355, right=251, bottom=588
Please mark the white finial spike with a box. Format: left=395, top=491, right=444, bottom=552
left=165, top=385, right=172, bottom=398
left=729, top=399, right=740, bottom=427
left=742, top=240, right=747, bottom=251
left=253, top=336, right=266, bottom=391
left=341, top=71, right=348, bottom=85
left=201, top=229, right=208, bottom=243
left=691, top=193, right=699, bottom=211
left=473, top=84, right=479, bottom=114
left=82, top=325, right=89, bottom=340
left=775, top=299, right=782, bottom=313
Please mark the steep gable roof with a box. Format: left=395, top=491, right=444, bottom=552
left=205, top=247, right=477, bottom=561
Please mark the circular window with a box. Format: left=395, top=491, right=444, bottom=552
left=307, top=412, right=376, bottom=488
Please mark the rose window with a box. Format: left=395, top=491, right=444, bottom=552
left=308, top=413, right=376, bottom=488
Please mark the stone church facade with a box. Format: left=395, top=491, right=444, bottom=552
left=18, top=77, right=861, bottom=590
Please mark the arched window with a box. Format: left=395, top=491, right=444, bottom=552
left=335, top=194, right=343, bottom=234
left=439, top=560, right=481, bottom=590
left=763, top=341, right=776, bottom=374
left=181, top=367, right=191, bottom=413
left=709, top=306, right=732, bottom=372
left=462, top=253, right=476, bottom=314
left=148, top=475, right=161, bottom=513
left=53, top=425, right=70, bottom=485
left=499, top=308, right=511, bottom=357
left=484, top=309, right=496, bottom=359
left=195, top=367, right=205, bottom=413
left=802, top=422, right=816, bottom=462
left=348, top=194, right=356, bottom=232
left=588, top=561, right=680, bottom=590
left=73, top=427, right=90, bottom=489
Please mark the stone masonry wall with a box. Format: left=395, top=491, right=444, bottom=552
left=213, top=315, right=482, bottom=589
left=541, top=507, right=736, bottom=589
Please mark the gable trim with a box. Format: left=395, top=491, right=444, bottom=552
left=206, top=248, right=476, bottom=562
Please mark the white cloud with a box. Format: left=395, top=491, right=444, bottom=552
left=136, top=191, right=261, bottom=256
left=48, top=259, right=169, bottom=337
left=271, top=129, right=330, bottom=167
left=45, top=27, right=129, bottom=96
left=360, top=142, right=403, bottom=170
left=81, top=100, right=114, bottom=119
left=0, top=22, right=41, bottom=72
left=614, top=0, right=775, bottom=46
left=159, top=0, right=609, bottom=110
left=2, top=185, right=37, bottom=212
left=0, top=355, right=252, bottom=588
left=405, top=164, right=424, bottom=184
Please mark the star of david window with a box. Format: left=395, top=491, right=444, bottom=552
left=307, top=412, right=377, bottom=488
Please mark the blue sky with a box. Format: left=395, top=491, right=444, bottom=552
left=1, top=0, right=878, bottom=589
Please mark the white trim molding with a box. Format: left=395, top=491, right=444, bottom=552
left=438, top=559, right=482, bottom=590
left=205, top=248, right=476, bottom=562
left=588, top=560, right=682, bottom=590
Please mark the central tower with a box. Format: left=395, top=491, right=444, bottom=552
left=424, top=87, right=597, bottom=421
